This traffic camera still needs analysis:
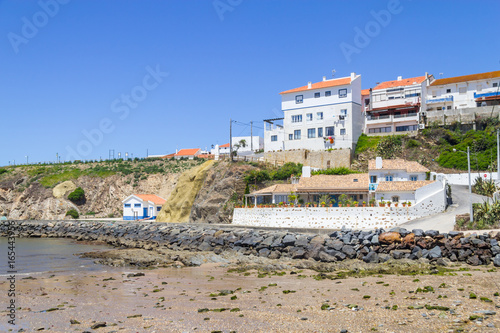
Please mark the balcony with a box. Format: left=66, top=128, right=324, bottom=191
left=366, top=113, right=418, bottom=124
left=369, top=183, right=378, bottom=191
left=426, top=96, right=453, bottom=104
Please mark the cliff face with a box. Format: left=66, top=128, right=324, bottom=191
left=0, top=173, right=180, bottom=220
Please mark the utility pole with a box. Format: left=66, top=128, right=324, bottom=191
left=250, top=121, right=253, bottom=152
left=230, top=118, right=233, bottom=161
left=467, top=146, right=473, bottom=223
left=497, top=129, right=499, bottom=182
left=147, top=148, right=149, bottom=158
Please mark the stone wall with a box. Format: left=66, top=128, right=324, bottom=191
left=2, top=220, right=499, bottom=266
left=425, top=105, right=500, bottom=126
left=264, top=149, right=351, bottom=169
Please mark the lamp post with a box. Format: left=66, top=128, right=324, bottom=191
left=454, top=147, right=473, bottom=222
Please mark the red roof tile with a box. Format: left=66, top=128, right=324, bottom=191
left=220, top=143, right=230, bottom=148
left=373, top=76, right=426, bottom=90
left=280, top=77, right=351, bottom=95
left=430, top=70, right=500, bottom=86
left=161, top=153, right=175, bottom=159
left=361, top=89, right=370, bottom=96
left=175, top=148, right=201, bottom=156
left=135, top=194, right=166, bottom=205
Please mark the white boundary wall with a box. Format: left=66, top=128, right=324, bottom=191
left=432, top=172, right=498, bottom=185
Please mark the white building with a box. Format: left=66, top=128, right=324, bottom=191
left=426, top=70, right=500, bottom=111
left=265, top=72, right=363, bottom=152
left=364, top=74, right=432, bottom=136
left=211, top=136, right=264, bottom=155
left=174, top=148, right=201, bottom=159
left=122, top=194, right=166, bottom=220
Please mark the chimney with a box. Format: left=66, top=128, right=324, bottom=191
left=375, top=156, right=383, bottom=169
left=322, top=76, right=326, bottom=81
left=302, top=166, right=311, bottom=178
left=307, top=81, right=312, bottom=89
left=397, top=76, right=402, bottom=81
left=351, top=72, right=356, bottom=80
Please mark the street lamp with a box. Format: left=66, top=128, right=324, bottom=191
left=453, top=147, right=473, bottom=222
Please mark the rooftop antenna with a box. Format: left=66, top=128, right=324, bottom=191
left=332, top=69, right=336, bottom=78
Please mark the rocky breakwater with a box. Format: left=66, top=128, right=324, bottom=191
left=1, top=221, right=500, bottom=267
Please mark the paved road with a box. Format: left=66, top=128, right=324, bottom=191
left=401, top=185, right=491, bottom=233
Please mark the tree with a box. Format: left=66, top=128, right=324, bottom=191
left=232, top=139, right=247, bottom=156
left=68, top=187, right=85, bottom=204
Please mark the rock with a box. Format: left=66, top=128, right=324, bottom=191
left=258, top=248, right=270, bottom=258
left=448, top=231, right=463, bottom=238
left=424, top=230, right=439, bottom=237
left=412, top=229, right=424, bottom=237
left=52, top=181, right=77, bottom=199
left=362, top=251, right=378, bottom=263
left=318, top=251, right=337, bottom=263
left=392, top=251, right=405, bottom=260
left=282, top=234, right=296, bottom=247
left=467, top=255, right=481, bottom=266
left=428, top=246, right=442, bottom=259
left=493, top=254, right=500, bottom=267
left=341, top=245, right=356, bottom=259
left=290, top=247, right=306, bottom=259
left=370, top=235, right=379, bottom=245
left=90, top=322, right=106, bottom=329
left=295, top=235, right=310, bottom=247
left=402, top=233, right=415, bottom=244
left=378, top=232, right=401, bottom=245
left=390, top=227, right=410, bottom=237
left=436, top=258, right=451, bottom=266
left=126, top=272, right=145, bottom=278
left=70, top=319, right=80, bottom=325
left=473, top=310, right=496, bottom=315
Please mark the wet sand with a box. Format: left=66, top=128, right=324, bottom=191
left=1, top=262, right=500, bottom=332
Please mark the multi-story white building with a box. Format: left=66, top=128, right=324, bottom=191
left=364, top=74, right=432, bottom=136
left=264, top=73, right=363, bottom=152
left=426, top=70, right=500, bottom=111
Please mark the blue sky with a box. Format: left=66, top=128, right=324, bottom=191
left=1, top=0, right=499, bottom=165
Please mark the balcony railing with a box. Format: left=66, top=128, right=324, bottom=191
left=426, top=96, right=453, bottom=104
left=366, top=113, right=418, bottom=122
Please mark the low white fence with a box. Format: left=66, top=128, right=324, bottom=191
left=432, top=172, right=499, bottom=186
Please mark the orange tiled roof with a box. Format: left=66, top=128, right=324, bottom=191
left=368, top=159, right=429, bottom=173
left=135, top=194, right=166, bottom=205
left=297, top=174, right=370, bottom=192
left=375, top=180, right=435, bottom=192
left=197, top=154, right=213, bottom=159
left=280, top=77, right=351, bottom=95
left=361, top=89, right=370, bottom=96
left=220, top=143, right=230, bottom=148
left=175, top=148, right=200, bottom=156
left=250, top=184, right=297, bottom=195
left=373, top=76, right=426, bottom=90
left=161, top=153, right=175, bottom=159
left=430, top=70, right=500, bottom=86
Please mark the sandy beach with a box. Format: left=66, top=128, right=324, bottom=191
left=2, top=259, right=500, bottom=333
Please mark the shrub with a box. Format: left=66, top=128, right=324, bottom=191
left=0, top=168, right=8, bottom=175
left=66, top=209, right=79, bottom=219
left=68, top=187, right=85, bottom=203
left=312, top=167, right=358, bottom=176
left=376, top=135, right=403, bottom=159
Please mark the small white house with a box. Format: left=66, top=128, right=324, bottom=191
left=211, top=136, right=264, bottom=155
left=122, top=194, right=166, bottom=220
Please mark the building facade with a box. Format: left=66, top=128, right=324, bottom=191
left=122, top=194, right=166, bottom=220
left=364, top=75, right=431, bottom=136
left=264, top=73, right=363, bottom=152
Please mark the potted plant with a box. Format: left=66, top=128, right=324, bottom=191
left=298, top=198, right=304, bottom=207
left=407, top=201, right=412, bottom=207
left=394, top=202, right=398, bottom=207
left=379, top=201, right=385, bottom=207
left=402, top=201, right=407, bottom=207
left=362, top=201, right=366, bottom=207
left=318, top=194, right=332, bottom=207
left=313, top=202, right=318, bottom=207
left=369, top=198, right=376, bottom=207
left=353, top=201, right=358, bottom=207
left=338, top=194, right=348, bottom=208
left=321, top=201, right=326, bottom=207
left=387, top=201, right=392, bottom=207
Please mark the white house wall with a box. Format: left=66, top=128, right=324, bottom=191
left=433, top=172, right=498, bottom=185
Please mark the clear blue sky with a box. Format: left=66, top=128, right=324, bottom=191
left=1, top=0, right=499, bottom=166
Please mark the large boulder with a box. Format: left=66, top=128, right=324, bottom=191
left=378, top=232, right=402, bottom=245
left=52, top=181, right=77, bottom=199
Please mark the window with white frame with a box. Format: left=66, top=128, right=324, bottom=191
left=316, top=112, right=323, bottom=120
left=271, top=135, right=277, bottom=142
left=291, top=115, right=302, bottom=123
left=339, top=89, right=347, bottom=98
left=306, top=113, right=313, bottom=121
left=288, top=134, right=293, bottom=140
left=370, top=175, right=377, bottom=183
left=392, top=196, right=399, bottom=203
left=340, top=109, right=347, bottom=115
left=325, top=126, right=334, bottom=136
left=340, top=128, right=346, bottom=135
left=307, top=128, right=316, bottom=138
left=134, top=203, right=141, bottom=207
left=325, top=91, right=331, bottom=97
left=294, top=130, right=301, bottom=140
left=314, top=92, right=320, bottom=98
left=410, top=175, right=417, bottom=181
left=494, top=82, right=498, bottom=88
left=295, top=95, right=303, bottom=103
left=317, top=127, right=323, bottom=137
left=124, top=203, right=131, bottom=208
left=385, top=175, right=393, bottom=181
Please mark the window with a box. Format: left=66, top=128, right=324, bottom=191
left=306, top=113, right=313, bottom=121
left=294, top=130, right=301, bottom=140
left=134, top=203, right=141, bottom=207
left=351, top=195, right=357, bottom=201
left=368, top=127, right=391, bottom=133
left=353, top=179, right=358, bottom=182
left=391, top=196, right=399, bottom=203
left=124, top=203, right=131, bottom=208
left=396, top=125, right=418, bottom=132
left=370, top=176, right=377, bottom=183
left=340, top=129, right=346, bottom=135
left=494, top=82, right=499, bottom=88
left=325, top=91, right=331, bottom=97
left=446, top=88, right=451, bottom=93
left=410, top=175, right=418, bottom=181
left=339, top=89, right=347, bottom=98
left=291, top=115, right=302, bottom=123
left=385, top=175, right=393, bottom=181
left=157, top=206, right=162, bottom=211
left=459, top=87, right=467, bottom=94
left=307, top=128, right=316, bottom=138
left=447, top=105, right=452, bottom=110
left=271, top=135, right=277, bottom=142
left=289, top=134, right=293, bottom=140
left=314, top=92, right=320, bottom=98
left=295, top=95, right=303, bottom=104
left=275, top=195, right=288, bottom=204
left=317, top=127, right=323, bottom=137
left=325, top=126, right=334, bottom=136
left=316, top=112, right=323, bottom=120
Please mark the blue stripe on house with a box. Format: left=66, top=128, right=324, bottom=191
left=123, top=216, right=157, bottom=221
left=474, top=91, right=500, bottom=98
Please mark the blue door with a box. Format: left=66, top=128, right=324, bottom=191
left=331, top=195, right=339, bottom=207
left=143, top=207, right=148, bottom=218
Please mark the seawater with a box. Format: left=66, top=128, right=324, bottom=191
left=0, top=237, right=117, bottom=276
